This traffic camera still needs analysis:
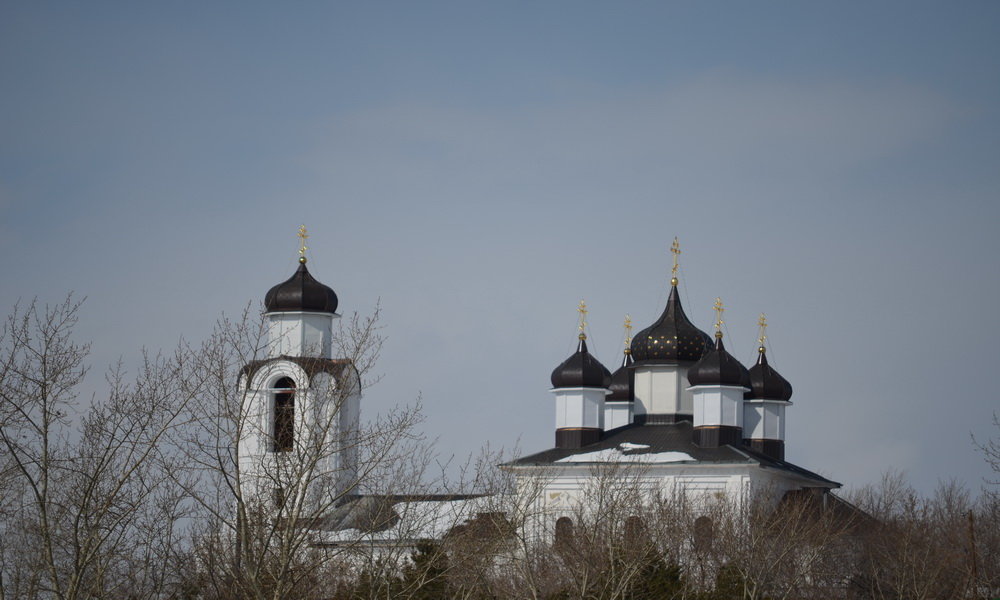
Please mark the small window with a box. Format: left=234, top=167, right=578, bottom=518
left=624, top=515, right=646, bottom=540
left=693, top=516, right=714, bottom=553
left=273, top=377, right=295, bottom=452
left=554, top=516, right=574, bottom=547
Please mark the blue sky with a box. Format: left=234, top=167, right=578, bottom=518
left=2, top=1, right=999, bottom=494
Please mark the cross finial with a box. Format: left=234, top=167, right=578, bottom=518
left=623, top=314, right=633, bottom=354
left=757, top=313, right=768, bottom=352
left=713, top=297, right=725, bottom=339
left=297, top=225, right=309, bottom=264
left=670, top=237, right=681, bottom=286
left=577, top=300, right=588, bottom=340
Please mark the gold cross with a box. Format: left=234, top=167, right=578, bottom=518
left=297, top=224, right=309, bottom=262
left=623, top=314, right=633, bottom=351
left=577, top=300, right=588, bottom=340
left=713, top=297, right=725, bottom=336
left=757, top=313, right=768, bottom=349
left=670, top=237, right=681, bottom=284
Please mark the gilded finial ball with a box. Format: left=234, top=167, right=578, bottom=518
left=670, top=277, right=678, bottom=286
left=758, top=345, right=766, bottom=353
left=299, top=256, right=307, bottom=264
left=715, top=330, right=723, bottom=339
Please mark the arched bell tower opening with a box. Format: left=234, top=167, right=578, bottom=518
left=272, top=376, right=296, bottom=452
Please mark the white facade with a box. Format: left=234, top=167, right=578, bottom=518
left=266, top=310, right=338, bottom=357
left=743, top=399, right=790, bottom=441
left=690, top=384, right=747, bottom=428
left=553, top=387, right=607, bottom=431
left=237, top=305, right=360, bottom=510
left=632, top=364, right=695, bottom=418
left=604, top=401, right=632, bottom=430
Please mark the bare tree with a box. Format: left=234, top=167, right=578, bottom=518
left=169, top=302, right=438, bottom=600
left=0, top=297, right=194, bottom=600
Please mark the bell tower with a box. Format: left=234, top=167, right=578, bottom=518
left=237, top=226, right=361, bottom=510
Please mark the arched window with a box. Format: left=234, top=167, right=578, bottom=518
left=693, top=516, right=714, bottom=553
left=624, top=515, right=646, bottom=540
left=554, top=516, right=574, bottom=547
left=273, top=377, right=295, bottom=452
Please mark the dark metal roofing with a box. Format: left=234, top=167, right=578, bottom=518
left=746, top=348, right=793, bottom=401
left=629, top=284, right=712, bottom=364
left=687, top=335, right=751, bottom=387
left=264, top=261, right=339, bottom=314
left=241, top=356, right=354, bottom=381
left=505, top=421, right=838, bottom=487
left=550, top=337, right=612, bottom=389
left=607, top=351, right=635, bottom=401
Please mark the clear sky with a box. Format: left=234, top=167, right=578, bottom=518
left=2, top=1, right=999, bottom=495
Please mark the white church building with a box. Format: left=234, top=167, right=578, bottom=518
left=237, top=234, right=844, bottom=545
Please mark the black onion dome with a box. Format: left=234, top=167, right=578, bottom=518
left=745, top=348, right=793, bottom=401
left=630, top=285, right=712, bottom=363
left=550, top=338, right=613, bottom=389
left=608, top=351, right=635, bottom=401
left=687, top=336, right=751, bottom=388
left=265, top=261, right=339, bottom=314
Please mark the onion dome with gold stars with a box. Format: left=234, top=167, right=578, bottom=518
left=630, top=285, right=712, bottom=364
left=264, top=226, right=339, bottom=314
left=551, top=301, right=613, bottom=389
left=687, top=333, right=751, bottom=388
left=630, top=238, right=712, bottom=364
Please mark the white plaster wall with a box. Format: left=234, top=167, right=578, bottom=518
left=553, top=388, right=607, bottom=430
left=632, top=364, right=694, bottom=417
left=237, top=359, right=362, bottom=509
left=743, top=400, right=789, bottom=440
left=604, top=402, right=632, bottom=430
left=266, top=311, right=338, bottom=358
left=691, top=385, right=745, bottom=428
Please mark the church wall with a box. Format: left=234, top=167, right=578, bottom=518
left=266, top=311, right=334, bottom=357
left=632, top=365, right=694, bottom=418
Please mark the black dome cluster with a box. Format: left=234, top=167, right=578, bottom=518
left=746, top=348, right=793, bottom=401
left=687, top=335, right=751, bottom=388
left=551, top=338, right=613, bottom=389
left=265, top=261, right=339, bottom=314
left=630, top=286, right=712, bottom=364
left=607, top=351, right=634, bottom=401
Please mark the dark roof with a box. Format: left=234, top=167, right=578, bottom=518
left=241, top=356, right=354, bottom=382
left=264, top=260, right=339, bottom=314
left=746, top=347, right=793, bottom=401
left=687, top=335, right=751, bottom=387
left=504, top=421, right=839, bottom=488
left=550, top=337, right=612, bottom=389
left=608, top=351, right=635, bottom=401
left=630, top=284, right=712, bottom=364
